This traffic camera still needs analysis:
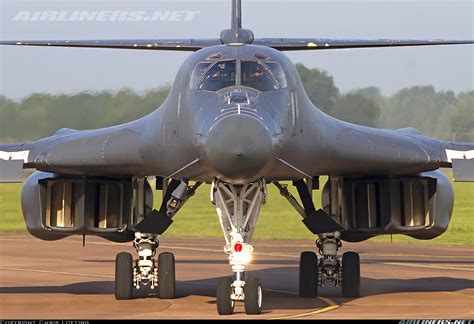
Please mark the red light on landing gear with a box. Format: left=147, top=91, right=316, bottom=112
left=234, top=243, right=243, bottom=252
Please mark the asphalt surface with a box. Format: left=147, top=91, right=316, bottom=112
left=0, top=234, right=472, bottom=319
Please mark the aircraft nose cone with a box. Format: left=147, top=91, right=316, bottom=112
left=205, top=114, right=272, bottom=181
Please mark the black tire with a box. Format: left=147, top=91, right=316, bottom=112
left=299, top=251, right=318, bottom=298
left=115, top=252, right=134, bottom=300
left=158, top=252, right=176, bottom=299
left=244, top=277, right=263, bottom=315
left=216, top=277, right=235, bottom=315
left=342, top=251, right=360, bottom=298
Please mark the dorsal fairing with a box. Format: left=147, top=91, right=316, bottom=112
left=220, top=0, right=254, bottom=45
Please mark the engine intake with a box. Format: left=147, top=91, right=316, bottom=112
left=322, top=170, right=454, bottom=242
left=21, top=172, right=153, bottom=242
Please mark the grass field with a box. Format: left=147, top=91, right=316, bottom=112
left=0, top=170, right=472, bottom=245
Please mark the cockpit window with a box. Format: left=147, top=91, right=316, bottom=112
left=241, top=61, right=279, bottom=92
left=193, top=59, right=287, bottom=92
left=190, top=62, right=212, bottom=89
left=206, top=52, right=222, bottom=60
left=266, top=62, right=288, bottom=89
left=198, top=60, right=236, bottom=91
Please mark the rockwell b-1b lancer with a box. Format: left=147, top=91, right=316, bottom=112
left=1, top=0, right=473, bottom=315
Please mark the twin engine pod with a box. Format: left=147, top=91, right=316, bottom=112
left=321, top=170, right=455, bottom=242
left=20, top=169, right=455, bottom=243
left=21, top=171, right=154, bottom=242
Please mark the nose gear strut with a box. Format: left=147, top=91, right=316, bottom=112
left=212, top=179, right=266, bottom=315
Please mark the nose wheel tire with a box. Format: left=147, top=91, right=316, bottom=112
left=299, top=251, right=318, bottom=298
left=342, top=251, right=360, bottom=298
left=217, top=277, right=235, bottom=315
left=115, top=252, right=134, bottom=300
left=244, top=277, right=263, bottom=315
left=158, top=252, right=176, bottom=299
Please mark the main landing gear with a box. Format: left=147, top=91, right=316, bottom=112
left=212, top=180, right=266, bottom=315
left=299, top=232, right=360, bottom=298
left=274, top=179, right=361, bottom=299
left=114, top=177, right=201, bottom=301
left=115, top=232, right=176, bottom=300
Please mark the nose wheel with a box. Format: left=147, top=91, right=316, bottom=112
left=216, top=276, right=263, bottom=315
left=216, top=277, right=235, bottom=315
left=244, top=277, right=263, bottom=315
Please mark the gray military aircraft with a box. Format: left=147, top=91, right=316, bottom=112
left=1, top=0, right=473, bottom=315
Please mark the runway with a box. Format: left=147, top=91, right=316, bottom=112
left=0, top=234, right=472, bottom=319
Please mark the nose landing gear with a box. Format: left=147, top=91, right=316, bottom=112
left=212, top=180, right=266, bottom=315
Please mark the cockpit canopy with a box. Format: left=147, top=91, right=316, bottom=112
left=190, top=57, right=287, bottom=92
left=196, top=60, right=236, bottom=91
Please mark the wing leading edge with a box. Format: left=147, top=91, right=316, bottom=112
left=252, top=38, right=474, bottom=51
left=0, top=124, right=147, bottom=182
left=0, top=39, right=222, bottom=51
left=2, top=38, right=472, bottom=52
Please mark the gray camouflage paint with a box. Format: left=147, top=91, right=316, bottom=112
left=1, top=43, right=473, bottom=185
left=0, top=0, right=473, bottom=185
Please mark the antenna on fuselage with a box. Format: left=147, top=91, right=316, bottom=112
left=221, top=0, right=254, bottom=45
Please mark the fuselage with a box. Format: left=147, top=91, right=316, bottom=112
left=136, top=44, right=446, bottom=183
left=25, top=43, right=457, bottom=183
left=139, top=44, right=323, bottom=183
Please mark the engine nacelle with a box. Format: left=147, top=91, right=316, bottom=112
left=321, top=170, right=454, bottom=242
left=21, top=171, right=154, bottom=242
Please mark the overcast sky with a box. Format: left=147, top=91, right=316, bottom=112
left=0, top=0, right=472, bottom=100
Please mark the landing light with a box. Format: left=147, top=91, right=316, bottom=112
left=234, top=243, right=243, bottom=252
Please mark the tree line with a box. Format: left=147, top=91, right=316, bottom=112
left=296, top=64, right=473, bottom=142
left=0, top=63, right=472, bottom=143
